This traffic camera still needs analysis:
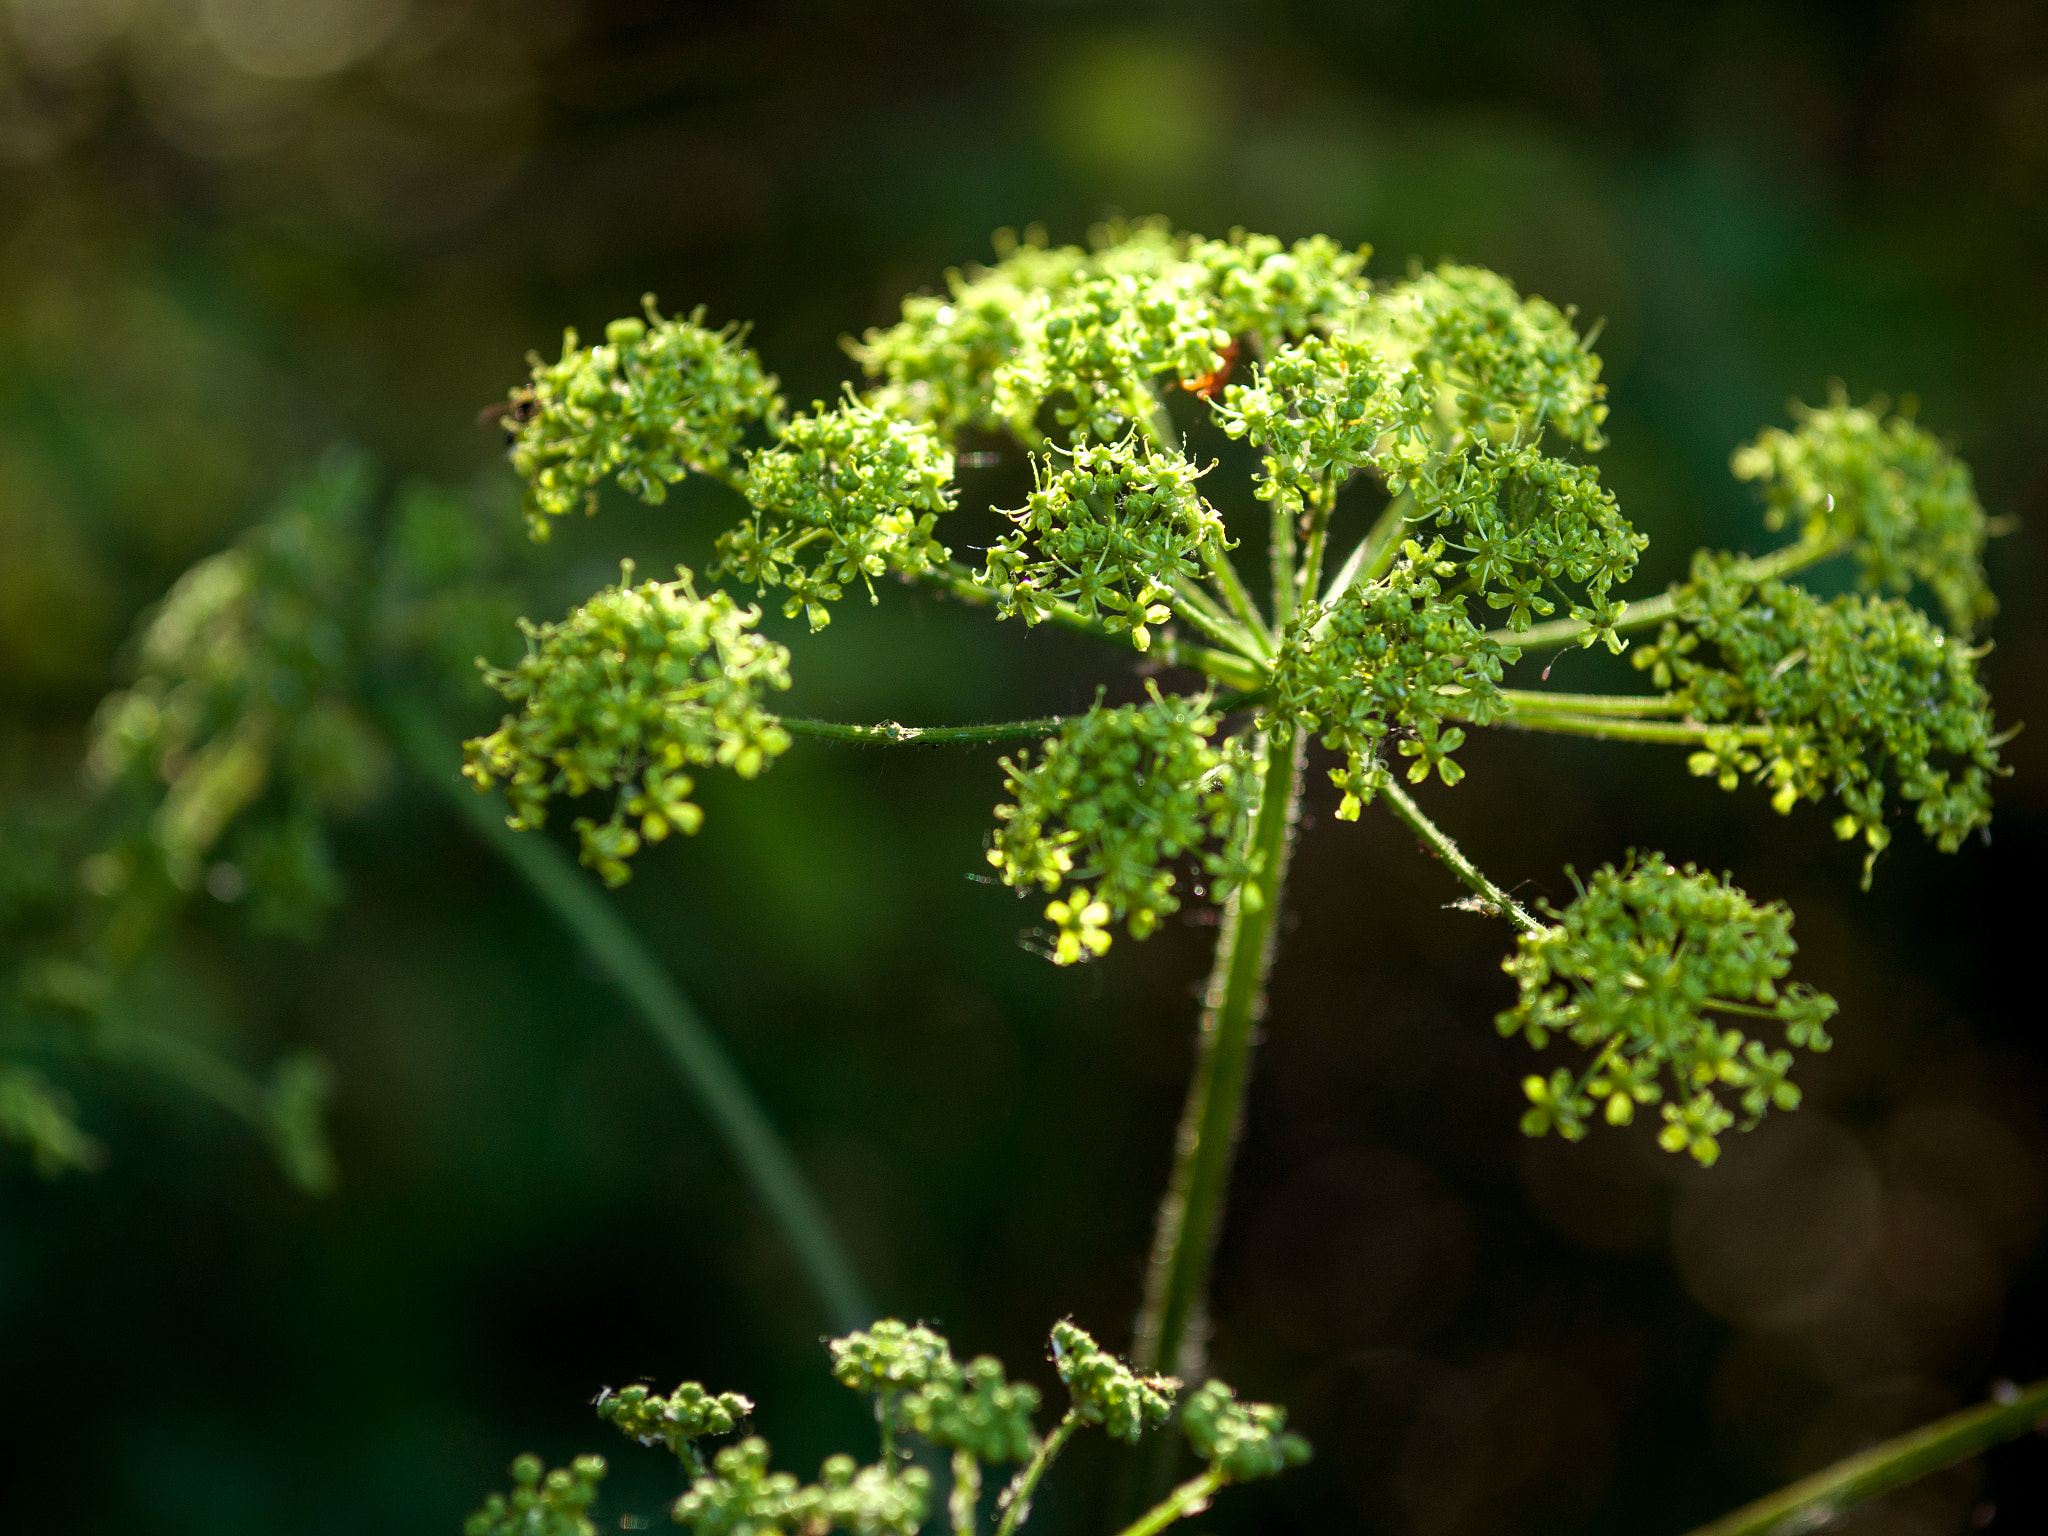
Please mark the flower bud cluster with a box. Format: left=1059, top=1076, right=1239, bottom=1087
left=1178, top=1380, right=1313, bottom=1482
left=1211, top=332, right=1425, bottom=517
left=1636, top=554, right=2006, bottom=887
left=1733, top=386, right=1995, bottom=633
left=854, top=223, right=1367, bottom=443
left=465, top=1453, right=607, bottom=1536
left=1406, top=445, right=1645, bottom=646
left=504, top=298, right=782, bottom=536
left=596, top=1382, right=753, bottom=1465
left=716, top=394, right=956, bottom=631
left=464, top=565, right=791, bottom=887
left=830, top=1320, right=1041, bottom=1465
left=1047, top=1319, right=1177, bottom=1443
left=672, top=1438, right=932, bottom=1536
left=1498, top=854, right=1839, bottom=1165
left=981, top=434, right=1228, bottom=651
left=1363, top=263, right=1608, bottom=454
left=1273, top=541, right=1516, bottom=811
left=988, top=689, right=1259, bottom=965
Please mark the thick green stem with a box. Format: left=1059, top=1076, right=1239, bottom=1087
left=778, top=715, right=1067, bottom=746
left=1111, top=1470, right=1226, bottom=1536
left=994, top=1412, right=1080, bottom=1536
left=1375, top=777, right=1543, bottom=934
left=1680, top=1377, right=2048, bottom=1536
left=1485, top=537, right=1839, bottom=651
left=1133, top=723, right=1305, bottom=1380
left=381, top=696, right=875, bottom=1334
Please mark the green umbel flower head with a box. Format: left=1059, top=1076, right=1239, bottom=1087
left=1179, top=1380, right=1313, bottom=1482
left=1499, top=854, right=1839, bottom=1165
left=989, top=688, right=1259, bottom=964
left=464, top=564, right=791, bottom=886
left=465, top=1454, right=607, bottom=1536
left=981, top=434, right=1228, bottom=652
left=1048, top=1320, right=1177, bottom=1443
left=505, top=298, right=782, bottom=535
left=1733, top=387, right=1996, bottom=633
left=716, top=393, right=956, bottom=631
left=1636, top=554, right=2007, bottom=886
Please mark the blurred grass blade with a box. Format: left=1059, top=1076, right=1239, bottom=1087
left=381, top=695, right=874, bottom=1334
left=1682, top=1377, right=2048, bottom=1536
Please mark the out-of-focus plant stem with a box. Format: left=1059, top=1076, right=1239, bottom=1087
left=381, top=693, right=874, bottom=1334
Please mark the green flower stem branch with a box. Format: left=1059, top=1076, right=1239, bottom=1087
left=1501, top=705, right=1775, bottom=748
left=992, top=1411, right=1081, bottom=1536
left=1678, top=1376, right=2048, bottom=1536
left=1375, top=776, right=1543, bottom=935
left=1112, top=1469, right=1227, bottom=1536
left=778, top=716, right=1071, bottom=747
left=1134, top=723, right=1306, bottom=1383
left=916, top=562, right=1268, bottom=691
left=384, top=696, right=874, bottom=1335
left=1484, top=535, right=1839, bottom=651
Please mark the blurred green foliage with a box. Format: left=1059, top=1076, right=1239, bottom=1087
left=2, top=4, right=2046, bottom=1536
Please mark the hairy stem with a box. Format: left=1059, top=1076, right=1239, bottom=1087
left=778, top=715, right=1067, bottom=746
left=1134, top=722, right=1306, bottom=1380
left=382, top=695, right=874, bottom=1334
left=1681, top=1377, right=2048, bottom=1536
left=1168, top=576, right=1267, bottom=659
left=1496, top=688, right=1687, bottom=718
left=1375, top=777, right=1544, bottom=934
left=1111, top=1470, right=1226, bottom=1536
left=1202, top=542, right=1272, bottom=652
left=1269, top=497, right=1297, bottom=633
left=994, top=1412, right=1080, bottom=1536
left=1484, top=537, right=1839, bottom=651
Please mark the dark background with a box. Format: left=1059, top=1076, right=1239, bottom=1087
left=2, top=3, right=2046, bottom=1533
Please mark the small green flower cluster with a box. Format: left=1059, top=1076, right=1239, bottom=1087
left=1405, top=445, right=1645, bottom=645
left=1047, top=1318, right=1177, bottom=1442
left=981, top=434, right=1229, bottom=650
left=506, top=298, right=782, bottom=535
left=464, top=565, right=792, bottom=887
left=1636, top=554, right=2007, bottom=887
left=830, top=1319, right=1042, bottom=1464
left=1211, top=331, right=1424, bottom=518
left=1498, top=855, right=1839, bottom=1165
left=85, top=454, right=392, bottom=937
left=596, top=1382, right=754, bottom=1469
left=1178, top=1380, right=1313, bottom=1482
left=1273, top=540, right=1516, bottom=810
left=1732, top=387, right=1996, bottom=633
left=482, top=1317, right=1309, bottom=1536
left=717, top=394, right=957, bottom=631
left=674, top=1440, right=931, bottom=1536
left=1361, top=262, right=1609, bottom=453
left=854, top=222, right=1367, bottom=443
left=989, top=689, right=1259, bottom=965
left=466, top=1454, right=608, bottom=1536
